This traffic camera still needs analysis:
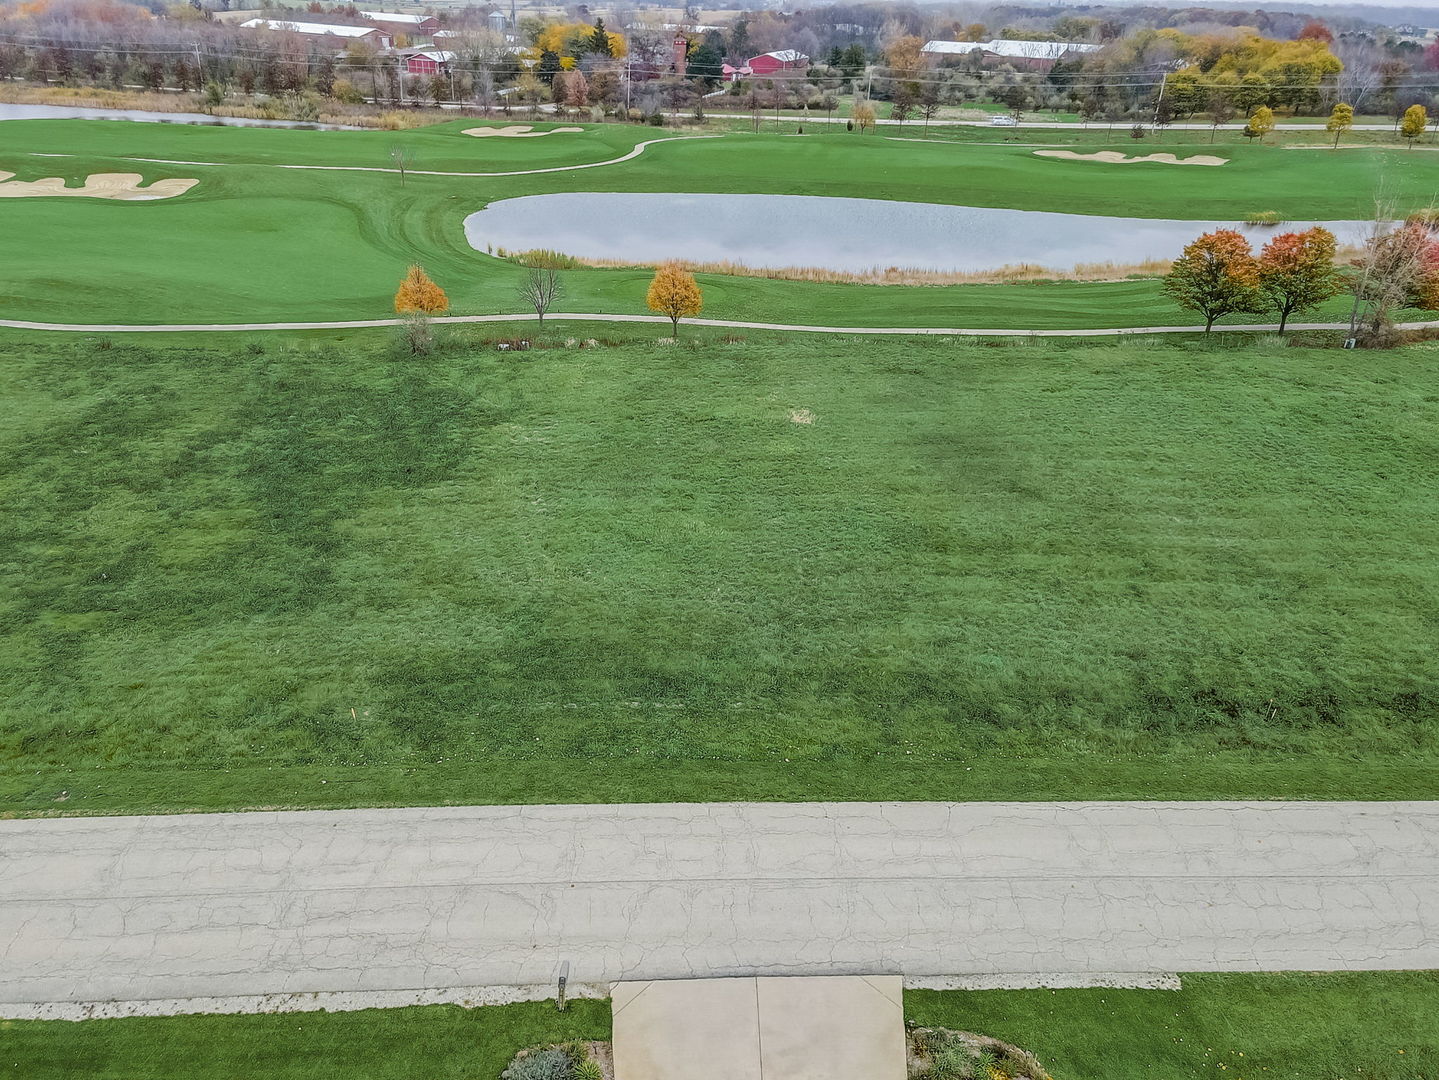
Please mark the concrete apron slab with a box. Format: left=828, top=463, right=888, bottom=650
left=612, top=976, right=906, bottom=1080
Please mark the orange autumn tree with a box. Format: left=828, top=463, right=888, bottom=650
left=394, top=264, right=449, bottom=315
left=1163, top=229, right=1262, bottom=332
left=1257, top=227, right=1340, bottom=333
left=646, top=262, right=703, bottom=336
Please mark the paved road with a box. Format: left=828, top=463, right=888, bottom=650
left=3, top=313, right=1434, bottom=336
left=3, top=801, right=1437, bottom=1004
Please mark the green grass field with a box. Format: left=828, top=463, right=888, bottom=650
left=3, top=331, right=1436, bottom=814
left=0, top=118, right=1435, bottom=327
left=6, top=975, right=1435, bottom=1080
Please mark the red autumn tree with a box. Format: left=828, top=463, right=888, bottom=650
left=1257, top=227, right=1341, bottom=332
left=1163, top=229, right=1262, bottom=332
left=1297, top=20, right=1334, bottom=43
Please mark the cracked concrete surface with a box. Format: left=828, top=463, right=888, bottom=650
left=2, top=801, right=1436, bottom=1005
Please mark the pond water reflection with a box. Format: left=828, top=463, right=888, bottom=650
left=463, top=192, right=1372, bottom=274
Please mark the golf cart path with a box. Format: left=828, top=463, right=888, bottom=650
left=3, top=800, right=1436, bottom=1006
left=24, top=133, right=719, bottom=177
left=4, top=313, right=1435, bottom=335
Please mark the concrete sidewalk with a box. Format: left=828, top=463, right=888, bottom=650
left=2, top=801, right=1437, bottom=1006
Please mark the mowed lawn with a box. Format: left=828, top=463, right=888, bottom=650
left=0, top=119, right=1436, bottom=325
left=6, top=974, right=1436, bottom=1080
left=2, top=333, right=1436, bottom=812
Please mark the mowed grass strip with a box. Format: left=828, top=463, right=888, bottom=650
left=4, top=974, right=1435, bottom=1080
left=0, top=998, right=612, bottom=1080
left=1, top=334, right=1436, bottom=812
left=907, top=973, right=1439, bottom=1080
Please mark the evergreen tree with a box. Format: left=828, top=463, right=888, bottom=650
left=686, top=42, right=723, bottom=87
left=588, top=20, right=613, bottom=58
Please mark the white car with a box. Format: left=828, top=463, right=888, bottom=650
left=990, top=115, right=1018, bottom=126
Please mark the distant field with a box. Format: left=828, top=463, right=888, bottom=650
left=0, top=118, right=1435, bottom=326
left=2, top=333, right=1436, bottom=814
left=6, top=974, right=1436, bottom=1080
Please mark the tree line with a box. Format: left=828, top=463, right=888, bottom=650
left=1164, top=215, right=1439, bottom=342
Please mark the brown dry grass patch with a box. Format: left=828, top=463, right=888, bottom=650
left=503, top=248, right=1173, bottom=285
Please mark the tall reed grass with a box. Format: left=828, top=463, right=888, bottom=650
left=501, top=248, right=1173, bottom=285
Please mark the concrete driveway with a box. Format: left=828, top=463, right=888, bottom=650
left=2, top=801, right=1437, bottom=1005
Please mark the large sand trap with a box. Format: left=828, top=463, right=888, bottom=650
left=1034, top=150, right=1228, bottom=166
left=0, top=170, right=198, bottom=199
left=463, top=125, right=585, bottom=138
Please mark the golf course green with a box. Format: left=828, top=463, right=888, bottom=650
left=0, top=117, right=1435, bottom=327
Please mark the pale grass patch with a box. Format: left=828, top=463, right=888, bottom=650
left=787, top=408, right=816, bottom=424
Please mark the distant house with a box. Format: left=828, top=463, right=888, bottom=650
left=921, top=38, right=1099, bottom=72
left=746, top=49, right=809, bottom=77
left=360, top=10, right=439, bottom=37
left=722, top=62, right=752, bottom=82
left=239, top=18, right=392, bottom=49
left=402, top=49, right=455, bottom=75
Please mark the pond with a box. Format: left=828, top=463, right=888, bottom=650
left=0, top=103, right=360, bottom=130
left=463, top=192, right=1374, bottom=275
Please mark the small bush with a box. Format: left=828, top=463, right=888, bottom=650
left=398, top=311, right=435, bottom=355
left=574, top=1060, right=604, bottom=1080
left=94, top=336, right=114, bottom=351
left=647, top=112, right=665, bottom=126
left=331, top=78, right=366, bottom=105
left=1245, top=210, right=1284, bottom=226
left=502, top=1048, right=576, bottom=1080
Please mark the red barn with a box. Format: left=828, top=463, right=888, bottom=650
left=403, top=49, right=454, bottom=75
left=746, top=49, right=808, bottom=76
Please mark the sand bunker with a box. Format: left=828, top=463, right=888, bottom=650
left=463, top=125, right=585, bottom=138
left=0, top=171, right=198, bottom=200
left=1034, top=150, right=1228, bottom=166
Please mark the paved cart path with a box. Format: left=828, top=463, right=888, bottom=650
left=21, top=133, right=719, bottom=178
left=4, top=313, right=1438, bottom=335
left=3, top=801, right=1437, bottom=1006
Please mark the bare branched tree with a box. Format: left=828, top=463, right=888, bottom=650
left=388, top=144, right=411, bottom=186
left=1346, top=199, right=1433, bottom=346
left=518, top=267, right=563, bottom=325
